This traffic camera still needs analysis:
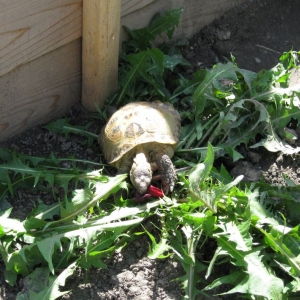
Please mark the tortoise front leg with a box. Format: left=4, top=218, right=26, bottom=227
left=152, top=152, right=177, bottom=194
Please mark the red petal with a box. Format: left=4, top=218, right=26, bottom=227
left=147, top=185, right=164, bottom=198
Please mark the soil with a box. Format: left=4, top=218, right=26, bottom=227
left=1, top=0, right=300, bottom=299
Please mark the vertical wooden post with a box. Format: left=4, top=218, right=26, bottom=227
left=82, top=0, right=121, bottom=111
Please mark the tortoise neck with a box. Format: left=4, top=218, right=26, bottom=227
left=134, top=151, right=148, bottom=162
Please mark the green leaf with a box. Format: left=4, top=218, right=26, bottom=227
left=43, top=118, right=71, bottom=136
left=171, top=70, right=206, bottom=101
left=16, top=264, right=75, bottom=300
left=188, top=144, right=215, bottom=212
left=5, top=251, right=30, bottom=283
left=56, top=174, right=127, bottom=225
left=0, top=207, right=25, bottom=235
left=43, top=119, right=97, bottom=140
left=177, top=260, right=207, bottom=300
left=148, top=8, right=183, bottom=40
left=258, top=225, right=300, bottom=277
left=117, top=51, right=149, bottom=105
left=204, top=270, right=245, bottom=291
left=218, top=218, right=252, bottom=251
left=37, top=236, right=63, bottom=274
left=163, top=54, right=188, bottom=71
left=0, top=152, right=42, bottom=190
left=192, top=62, right=252, bottom=117
left=223, top=267, right=284, bottom=300
left=147, top=232, right=170, bottom=259
left=122, top=7, right=183, bottom=52
left=251, top=134, right=300, bottom=155
left=216, top=237, right=284, bottom=299
left=209, top=99, right=269, bottom=148
left=188, top=143, right=243, bottom=212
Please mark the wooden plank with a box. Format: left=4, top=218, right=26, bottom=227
left=82, top=0, right=121, bottom=111
left=121, top=0, right=156, bottom=17
left=0, top=39, right=81, bottom=141
left=0, top=0, right=82, bottom=77
left=120, top=0, right=246, bottom=42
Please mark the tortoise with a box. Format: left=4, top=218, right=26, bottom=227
left=98, top=100, right=181, bottom=196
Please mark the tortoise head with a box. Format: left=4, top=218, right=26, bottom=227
left=130, top=153, right=152, bottom=195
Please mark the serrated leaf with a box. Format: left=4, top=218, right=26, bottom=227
left=209, top=98, right=270, bottom=149
left=43, top=118, right=71, bottom=135
left=60, top=188, right=93, bottom=219
left=218, top=218, right=252, bottom=251
left=189, top=143, right=214, bottom=190
left=215, top=237, right=284, bottom=299
left=148, top=8, right=183, bottom=40
left=0, top=208, right=25, bottom=235
left=204, top=270, right=244, bottom=290
left=192, top=62, right=252, bottom=117
left=5, top=251, right=30, bottom=284
left=16, top=264, right=75, bottom=300
left=171, top=70, right=206, bottom=101
left=188, top=143, right=243, bottom=212
left=0, top=153, right=42, bottom=189
left=223, top=269, right=283, bottom=300
left=55, top=174, right=127, bottom=224
left=37, top=262, right=75, bottom=300
left=187, top=148, right=216, bottom=211
left=251, top=134, right=300, bottom=154
left=43, top=119, right=96, bottom=140
left=258, top=225, right=300, bottom=277
left=0, top=147, right=12, bottom=162
left=163, top=54, right=188, bottom=71
left=146, top=227, right=170, bottom=259
left=123, top=8, right=183, bottom=52
left=37, top=236, right=62, bottom=274
left=117, top=51, right=148, bottom=105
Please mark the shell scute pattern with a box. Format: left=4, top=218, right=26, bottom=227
left=124, top=122, right=145, bottom=139
left=99, top=101, right=181, bottom=167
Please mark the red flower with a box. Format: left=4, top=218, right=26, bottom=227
left=147, top=185, right=164, bottom=198
left=133, top=185, right=164, bottom=202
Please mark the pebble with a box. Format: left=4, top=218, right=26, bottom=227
left=60, top=142, right=72, bottom=151
left=247, top=151, right=261, bottom=163
left=254, top=57, right=261, bottom=63
left=87, top=148, right=94, bottom=155
left=216, top=28, right=231, bottom=40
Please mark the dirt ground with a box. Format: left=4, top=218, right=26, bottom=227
left=1, top=0, right=300, bottom=299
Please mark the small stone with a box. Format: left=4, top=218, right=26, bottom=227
left=136, top=249, right=143, bottom=258
left=87, top=148, right=94, bottom=155
left=61, top=142, right=72, bottom=151
left=254, top=57, right=261, bottom=63
left=247, top=151, right=261, bottom=163
left=128, top=286, right=141, bottom=295
left=216, top=28, right=231, bottom=40
left=111, top=275, right=118, bottom=281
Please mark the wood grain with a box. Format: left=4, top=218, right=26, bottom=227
left=0, top=0, right=82, bottom=77
left=120, top=0, right=246, bottom=42
left=82, top=0, right=121, bottom=111
left=121, top=0, right=156, bottom=17
left=0, top=39, right=82, bottom=140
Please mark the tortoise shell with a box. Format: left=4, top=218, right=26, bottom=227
left=99, top=101, right=181, bottom=169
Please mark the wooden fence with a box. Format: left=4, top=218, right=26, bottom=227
left=0, top=0, right=245, bottom=141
